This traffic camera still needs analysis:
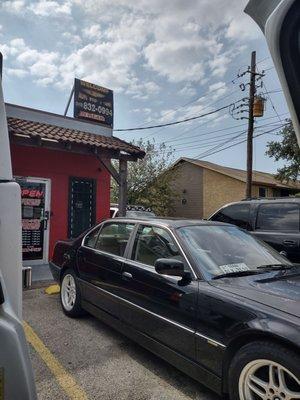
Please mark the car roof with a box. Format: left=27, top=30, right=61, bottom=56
left=110, top=217, right=230, bottom=229
left=232, top=197, right=300, bottom=204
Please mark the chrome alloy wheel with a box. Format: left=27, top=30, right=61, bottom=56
left=239, top=359, right=300, bottom=400
left=61, top=274, right=77, bottom=311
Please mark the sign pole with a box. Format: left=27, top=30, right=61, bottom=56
left=64, top=84, right=74, bottom=117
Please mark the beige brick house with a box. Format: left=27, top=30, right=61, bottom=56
left=170, top=158, right=300, bottom=219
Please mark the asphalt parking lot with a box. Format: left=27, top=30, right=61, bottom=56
left=23, top=288, right=220, bottom=400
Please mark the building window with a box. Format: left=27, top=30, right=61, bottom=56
left=259, top=187, right=267, bottom=197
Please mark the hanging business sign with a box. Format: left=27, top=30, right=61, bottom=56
left=73, top=78, right=113, bottom=128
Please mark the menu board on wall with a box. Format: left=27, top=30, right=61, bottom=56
left=19, top=181, right=46, bottom=261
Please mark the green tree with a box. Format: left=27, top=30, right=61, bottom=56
left=266, top=119, right=300, bottom=181
left=111, top=139, right=178, bottom=216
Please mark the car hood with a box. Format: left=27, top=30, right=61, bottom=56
left=210, top=270, right=300, bottom=318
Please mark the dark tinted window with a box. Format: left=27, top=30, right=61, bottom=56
left=211, top=204, right=251, bottom=230
left=84, top=226, right=101, bottom=248
left=95, top=223, right=135, bottom=256
left=256, top=203, right=299, bottom=232
left=259, top=187, right=267, bottom=197
left=132, top=225, right=185, bottom=268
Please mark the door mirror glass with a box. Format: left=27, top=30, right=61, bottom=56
left=155, top=258, right=185, bottom=277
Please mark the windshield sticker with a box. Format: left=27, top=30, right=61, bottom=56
left=219, top=263, right=250, bottom=274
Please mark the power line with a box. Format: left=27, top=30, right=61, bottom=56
left=262, top=81, right=283, bottom=124
left=143, top=93, right=238, bottom=140
left=113, top=103, right=234, bottom=132
left=165, top=123, right=284, bottom=151
left=157, top=114, right=288, bottom=146
left=130, top=78, right=244, bottom=132
left=194, top=123, right=289, bottom=159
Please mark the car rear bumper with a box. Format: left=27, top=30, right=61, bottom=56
left=49, top=261, right=61, bottom=282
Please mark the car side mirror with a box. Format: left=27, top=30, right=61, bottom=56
left=155, top=258, right=185, bottom=277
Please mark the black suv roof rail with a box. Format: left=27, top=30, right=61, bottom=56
left=241, top=196, right=296, bottom=201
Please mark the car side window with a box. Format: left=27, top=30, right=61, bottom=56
left=84, top=226, right=101, bottom=248
left=94, top=222, right=135, bottom=256
left=256, top=203, right=299, bottom=232
left=211, top=204, right=251, bottom=230
left=132, top=225, right=186, bottom=269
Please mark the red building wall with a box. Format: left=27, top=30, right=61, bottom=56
left=11, top=144, right=110, bottom=259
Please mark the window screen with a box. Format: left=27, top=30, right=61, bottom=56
left=132, top=225, right=184, bottom=267
left=211, top=204, right=251, bottom=230
left=95, top=223, right=134, bottom=256
left=256, top=203, right=299, bottom=232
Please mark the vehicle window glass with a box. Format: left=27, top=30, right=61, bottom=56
left=256, top=203, right=299, bottom=232
left=177, top=225, right=292, bottom=279
left=132, top=225, right=186, bottom=268
left=211, top=204, right=251, bottom=230
left=84, top=226, right=101, bottom=248
left=95, top=223, right=135, bottom=256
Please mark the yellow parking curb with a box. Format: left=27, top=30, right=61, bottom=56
left=45, top=284, right=60, bottom=295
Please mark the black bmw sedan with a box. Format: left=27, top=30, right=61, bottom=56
left=50, top=218, right=300, bottom=400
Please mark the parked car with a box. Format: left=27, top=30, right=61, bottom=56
left=50, top=217, right=300, bottom=400
left=110, top=204, right=156, bottom=219
left=209, top=197, right=300, bottom=263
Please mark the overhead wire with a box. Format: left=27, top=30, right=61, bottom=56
left=156, top=113, right=289, bottom=147
left=142, top=93, right=239, bottom=140
left=194, top=123, right=289, bottom=159
left=113, top=103, right=234, bottom=132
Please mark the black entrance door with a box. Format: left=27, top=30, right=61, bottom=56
left=68, top=177, right=96, bottom=238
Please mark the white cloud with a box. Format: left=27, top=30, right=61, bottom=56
left=179, top=85, right=197, bottom=98
left=125, top=77, right=160, bottom=99
left=62, top=32, right=82, bottom=45
left=1, top=0, right=26, bottom=13
left=28, top=0, right=71, bottom=16
left=82, top=25, right=102, bottom=40
left=226, top=14, right=261, bottom=41
left=0, top=0, right=262, bottom=100
left=208, top=81, right=228, bottom=101
left=1, top=38, right=59, bottom=86
left=6, top=67, right=28, bottom=78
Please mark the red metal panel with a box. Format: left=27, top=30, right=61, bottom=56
left=10, top=144, right=110, bottom=259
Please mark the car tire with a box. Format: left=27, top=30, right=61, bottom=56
left=229, top=341, right=300, bottom=400
left=60, top=269, right=85, bottom=318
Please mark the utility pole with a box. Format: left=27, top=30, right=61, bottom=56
left=245, top=51, right=256, bottom=199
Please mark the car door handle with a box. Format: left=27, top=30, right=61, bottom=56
left=283, top=240, right=297, bottom=246
left=122, top=271, right=133, bottom=280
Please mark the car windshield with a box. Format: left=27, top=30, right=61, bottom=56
left=177, top=224, right=292, bottom=279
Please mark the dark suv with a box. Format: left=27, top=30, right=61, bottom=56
left=209, top=197, right=300, bottom=263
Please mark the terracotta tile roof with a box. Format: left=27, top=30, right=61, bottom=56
left=176, top=157, right=300, bottom=190
left=7, top=117, right=145, bottom=157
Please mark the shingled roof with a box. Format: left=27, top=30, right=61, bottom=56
left=176, top=157, right=300, bottom=190
left=7, top=117, right=145, bottom=158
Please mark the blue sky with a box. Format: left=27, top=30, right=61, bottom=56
left=0, top=0, right=289, bottom=173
